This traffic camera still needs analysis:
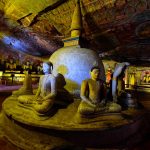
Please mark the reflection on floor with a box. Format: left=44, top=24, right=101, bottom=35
left=0, top=86, right=150, bottom=150
left=0, top=84, right=38, bottom=92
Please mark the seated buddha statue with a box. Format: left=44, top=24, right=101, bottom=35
left=6, top=58, right=16, bottom=71
left=77, top=67, right=121, bottom=117
left=112, top=62, right=137, bottom=109
left=12, top=69, right=33, bottom=96
left=18, top=62, right=57, bottom=115
left=112, top=62, right=130, bottom=102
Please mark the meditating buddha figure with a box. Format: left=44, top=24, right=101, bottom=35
left=77, top=66, right=121, bottom=116
left=112, top=62, right=130, bottom=102
left=112, top=62, right=137, bottom=109
left=18, top=62, right=57, bottom=115
left=12, top=69, right=33, bottom=96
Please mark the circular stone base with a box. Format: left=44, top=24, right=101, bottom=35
left=1, top=96, right=149, bottom=149
left=0, top=112, right=72, bottom=150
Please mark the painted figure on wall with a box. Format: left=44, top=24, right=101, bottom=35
left=140, top=70, right=150, bottom=84
left=129, top=72, right=136, bottom=88
left=143, top=72, right=150, bottom=83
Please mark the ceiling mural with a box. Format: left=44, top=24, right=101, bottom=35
left=0, top=0, right=149, bottom=65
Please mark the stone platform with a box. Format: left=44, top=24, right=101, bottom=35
left=0, top=96, right=150, bottom=149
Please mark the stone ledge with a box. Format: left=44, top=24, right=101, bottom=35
left=1, top=96, right=150, bottom=149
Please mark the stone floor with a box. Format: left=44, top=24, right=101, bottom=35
left=0, top=86, right=149, bottom=150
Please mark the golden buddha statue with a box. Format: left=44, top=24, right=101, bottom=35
left=77, top=67, right=121, bottom=117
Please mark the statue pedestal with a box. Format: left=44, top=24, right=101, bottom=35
left=0, top=96, right=150, bottom=149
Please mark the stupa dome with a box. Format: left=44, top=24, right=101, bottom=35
left=49, top=1, right=105, bottom=96
left=49, top=46, right=105, bottom=96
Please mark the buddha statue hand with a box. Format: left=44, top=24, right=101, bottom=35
left=96, top=102, right=105, bottom=108
left=100, top=99, right=106, bottom=105
left=95, top=106, right=106, bottom=112
left=35, top=95, right=39, bottom=100
left=36, top=100, right=43, bottom=104
left=35, top=97, right=44, bottom=104
left=85, top=100, right=96, bottom=107
left=92, top=99, right=106, bottom=106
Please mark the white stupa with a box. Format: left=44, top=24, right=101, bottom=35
left=49, top=0, right=105, bottom=96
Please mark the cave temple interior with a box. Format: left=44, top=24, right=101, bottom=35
left=0, top=0, right=150, bottom=150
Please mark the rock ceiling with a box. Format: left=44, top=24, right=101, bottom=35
left=0, top=0, right=150, bottom=66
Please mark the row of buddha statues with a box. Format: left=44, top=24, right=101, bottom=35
left=12, top=61, right=138, bottom=120
left=0, top=58, right=43, bottom=74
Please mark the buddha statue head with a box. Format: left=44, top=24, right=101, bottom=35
left=43, top=62, right=53, bottom=75
left=90, top=66, right=100, bottom=81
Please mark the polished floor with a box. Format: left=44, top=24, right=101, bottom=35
left=0, top=86, right=149, bottom=150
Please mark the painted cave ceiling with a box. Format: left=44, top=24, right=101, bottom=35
left=0, top=0, right=150, bottom=66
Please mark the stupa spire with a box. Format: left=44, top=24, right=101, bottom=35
left=63, top=0, right=82, bottom=47
left=70, top=0, right=82, bottom=37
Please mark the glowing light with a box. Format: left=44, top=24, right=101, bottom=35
left=2, top=36, right=30, bottom=53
